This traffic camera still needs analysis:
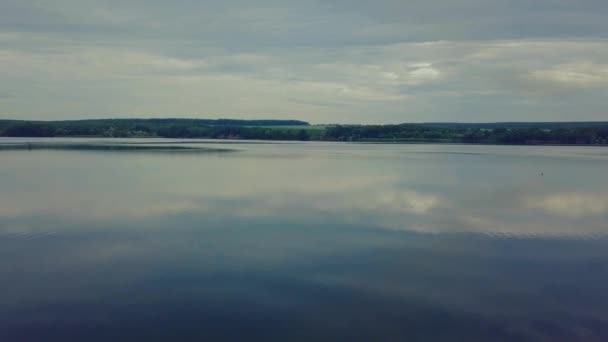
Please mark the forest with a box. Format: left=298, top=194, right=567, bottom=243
left=1, top=119, right=608, bottom=145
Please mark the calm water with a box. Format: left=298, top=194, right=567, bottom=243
left=1, top=138, right=608, bottom=341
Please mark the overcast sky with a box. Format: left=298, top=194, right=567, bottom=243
left=1, top=0, right=607, bottom=123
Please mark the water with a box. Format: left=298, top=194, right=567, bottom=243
left=1, top=138, right=608, bottom=341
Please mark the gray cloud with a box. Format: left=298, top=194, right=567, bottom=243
left=1, top=1, right=607, bottom=122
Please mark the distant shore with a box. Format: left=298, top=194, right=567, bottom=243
left=1, top=119, right=607, bottom=146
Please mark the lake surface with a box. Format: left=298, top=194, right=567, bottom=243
left=1, top=138, right=608, bottom=341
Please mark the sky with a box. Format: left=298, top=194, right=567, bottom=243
left=0, top=0, right=607, bottom=124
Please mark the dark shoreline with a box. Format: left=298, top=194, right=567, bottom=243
left=2, top=119, right=608, bottom=146
left=1, top=136, right=607, bottom=147
left=0, top=141, right=236, bottom=152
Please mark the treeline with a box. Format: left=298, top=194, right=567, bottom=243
left=420, top=121, right=608, bottom=130
left=0, top=119, right=317, bottom=141
left=1, top=119, right=608, bottom=145
left=38, top=118, right=309, bottom=127
left=156, top=125, right=315, bottom=140
left=324, top=124, right=608, bottom=145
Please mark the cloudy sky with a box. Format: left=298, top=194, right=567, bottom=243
left=1, top=0, right=607, bottom=123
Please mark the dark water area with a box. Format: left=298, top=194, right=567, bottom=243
left=1, top=138, right=608, bottom=341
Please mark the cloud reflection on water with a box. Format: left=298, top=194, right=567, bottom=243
left=1, top=143, right=608, bottom=238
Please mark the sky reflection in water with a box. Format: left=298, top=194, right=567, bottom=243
left=1, top=140, right=608, bottom=341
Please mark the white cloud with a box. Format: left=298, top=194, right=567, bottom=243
left=529, top=62, right=608, bottom=87
left=408, top=65, right=442, bottom=84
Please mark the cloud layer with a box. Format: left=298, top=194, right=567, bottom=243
left=1, top=1, right=607, bottom=123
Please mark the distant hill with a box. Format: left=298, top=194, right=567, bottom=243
left=0, top=118, right=313, bottom=140
left=0, top=118, right=310, bottom=127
